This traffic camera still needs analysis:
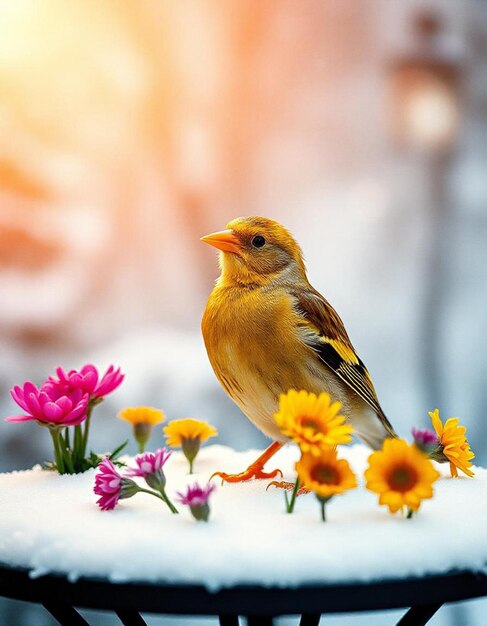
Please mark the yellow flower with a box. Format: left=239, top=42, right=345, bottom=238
left=164, top=419, right=218, bottom=474
left=296, top=448, right=357, bottom=499
left=274, top=389, right=353, bottom=454
left=365, top=438, right=440, bottom=515
left=164, top=418, right=218, bottom=447
left=429, top=409, right=475, bottom=478
left=118, top=406, right=165, bottom=453
left=118, top=406, right=165, bottom=426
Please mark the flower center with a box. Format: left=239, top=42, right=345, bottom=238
left=300, top=417, right=324, bottom=433
left=388, top=464, right=418, bottom=492
left=310, top=463, right=340, bottom=485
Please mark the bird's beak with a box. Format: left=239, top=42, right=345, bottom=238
left=200, top=229, right=242, bottom=255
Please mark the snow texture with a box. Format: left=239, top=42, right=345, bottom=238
left=0, top=444, right=485, bottom=591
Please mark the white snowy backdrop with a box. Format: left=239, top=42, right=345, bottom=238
left=1, top=1, right=486, bottom=625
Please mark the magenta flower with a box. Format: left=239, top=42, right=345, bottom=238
left=125, top=448, right=172, bottom=491
left=412, top=427, right=439, bottom=453
left=94, top=458, right=138, bottom=511
left=6, top=381, right=89, bottom=426
left=177, top=482, right=215, bottom=521
left=125, top=448, right=172, bottom=478
left=50, top=364, right=124, bottom=399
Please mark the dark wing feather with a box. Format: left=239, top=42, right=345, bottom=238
left=292, top=287, right=396, bottom=438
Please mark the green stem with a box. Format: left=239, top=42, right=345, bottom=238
left=59, top=430, right=75, bottom=474
left=138, top=441, right=145, bottom=454
left=284, top=489, right=289, bottom=510
left=137, top=487, right=179, bottom=514
left=286, top=478, right=300, bottom=514
left=321, top=500, right=326, bottom=522
left=160, top=489, right=179, bottom=514
left=73, top=425, right=82, bottom=466
left=189, top=458, right=193, bottom=474
left=81, top=405, right=93, bottom=458
left=49, top=428, right=65, bottom=474
left=137, top=487, right=164, bottom=499
left=407, top=508, right=414, bottom=519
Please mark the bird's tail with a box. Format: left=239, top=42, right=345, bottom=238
left=353, top=407, right=397, bottom=450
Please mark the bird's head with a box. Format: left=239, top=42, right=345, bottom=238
left=201, top=216, right=306, bottom=286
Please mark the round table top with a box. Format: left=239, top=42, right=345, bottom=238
left=1, top=444, right=486, bottom=596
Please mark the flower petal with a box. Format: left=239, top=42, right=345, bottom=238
left=43, top=402, right=63, bottom=421
left=10, top=386, right=29, bottom=411
left=5, top=414, right=35, bottom=423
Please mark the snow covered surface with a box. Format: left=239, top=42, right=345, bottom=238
left=0, top=444, right=486, bottom=591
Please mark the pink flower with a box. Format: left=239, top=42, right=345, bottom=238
left=125, top=448, right=172, bottom=491
left=177, top=482, right=215, bottom=521
left=50, top=364, right=124, bottom=399
left=177, top=482, right=215, bottom=506
left=6, top=381, right=89, bottom=426
left=412, top=427, right=439, bottom=452
left=94, top=458, right=138, bottom=511
left=125, top=448, right=172, bottom=478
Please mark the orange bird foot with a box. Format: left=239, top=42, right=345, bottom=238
left=210, top=441, right=284, bottom=485
left=266, top=480, right=310, bottom=496
left=211, top=466, right=283, bottom=484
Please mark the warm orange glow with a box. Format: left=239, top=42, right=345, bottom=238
left=391, top=68, right=459, bottom=150
left=402, top=82, right=458, bottom=149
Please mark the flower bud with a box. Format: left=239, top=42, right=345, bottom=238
left=120, top=477, right=140, bottom=499
left=145, top=469, right=166, bottom=491
left=181, top=437, right=201, bottom=473
left=177, top=482, right=215, bottom=522
left=412, top=427, right=440, bottom=455
left=134, top=422, right=152, bottom=452
left=189, top=502, right=210, bottom=522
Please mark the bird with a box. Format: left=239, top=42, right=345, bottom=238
left=201, top=216, right=397, bottom=483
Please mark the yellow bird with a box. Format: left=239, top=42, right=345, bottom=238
left=201, top=216, right=396, bottom=483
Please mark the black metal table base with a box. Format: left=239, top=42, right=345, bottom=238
left=40, top=606, right=444, bottom=626
left=1, top=565, right=485, bottom=626
left=43, top=603, right=90, bottom=626
left=116, top=609, right=149, bottom=626
left=396, top=602, right=442, bottom=626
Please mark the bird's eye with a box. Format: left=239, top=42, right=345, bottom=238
left=252, top=235, right=266, bottom=248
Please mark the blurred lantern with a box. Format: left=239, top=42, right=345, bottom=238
left=389, top=11, right=463, bottom=412
left=390, top=12, right=461, bottom=154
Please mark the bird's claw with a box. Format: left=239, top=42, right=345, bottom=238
left=266, top=480, right=310, bottom=496
left=210, top=466, right=283, bottom=485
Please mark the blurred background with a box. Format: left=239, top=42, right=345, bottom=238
left=1, top=0, right=486, bottom=624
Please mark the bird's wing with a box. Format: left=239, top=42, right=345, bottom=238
left=291, top=287, right=396, bottom=438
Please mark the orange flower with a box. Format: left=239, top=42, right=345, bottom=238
left=295, top=447, right=356, bottom=521
left=296, top=448, right=357, bottom=499
left=429, top=409, right=475, bottom=478
left=365, top=438, right=439, bottom=515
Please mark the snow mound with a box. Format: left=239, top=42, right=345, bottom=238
left=0, top=444, right=486, bottom=590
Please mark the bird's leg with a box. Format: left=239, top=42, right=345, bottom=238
left=266, top=481, right=310, bottom=496
left=211, top=441, right=284, bottom=484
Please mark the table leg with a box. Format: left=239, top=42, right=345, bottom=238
left=219, top=616, right=239, bottom=626
left=43, top=603, right=89, bottom=626
left=300, top=615, right=321, bottom=626
left=246, top=617, right=274, bottom=626
left=396, top=603, right=443, bottom=626
left=116, top=609, right=148, bottom=626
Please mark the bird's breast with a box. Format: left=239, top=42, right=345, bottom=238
left=202, top=286, right=326, bottom=439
